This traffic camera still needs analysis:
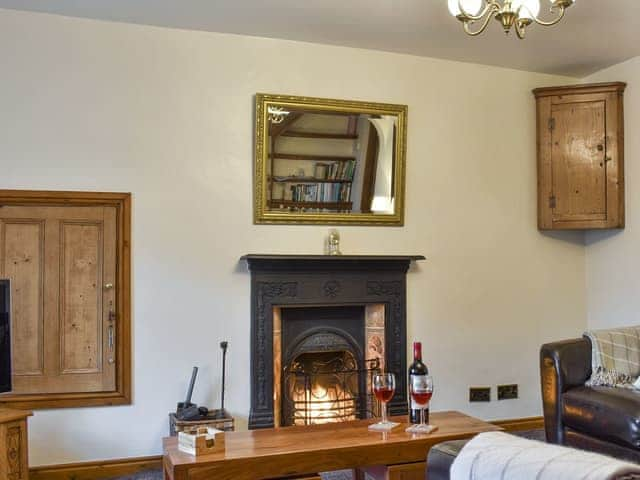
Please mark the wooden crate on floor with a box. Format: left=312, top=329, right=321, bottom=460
left=169, top=409, right=234, bottom=436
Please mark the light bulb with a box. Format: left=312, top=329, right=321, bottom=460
left=514, top=0, right=540, bottom=19
left=448, top=0, right=483, bottom=17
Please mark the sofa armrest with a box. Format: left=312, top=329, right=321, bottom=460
left=426, top=440, right=469, bottom=480
left=540, top=338, right=591, bottom=445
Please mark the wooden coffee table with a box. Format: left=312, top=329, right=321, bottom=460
left=163, top=411, right=500, bottom=480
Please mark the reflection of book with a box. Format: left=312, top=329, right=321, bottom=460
left=314, top=163, right=329, bottom=179
left=272, top=184, right=285, bottom=200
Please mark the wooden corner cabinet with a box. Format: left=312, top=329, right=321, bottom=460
left=533, top=82, right=626, bottom=230
left=0, top=409, right=31, bottom=480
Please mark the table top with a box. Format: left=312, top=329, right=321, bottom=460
left=163, top=411, right=500, bottom=480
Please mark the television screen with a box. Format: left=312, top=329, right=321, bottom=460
left=0, top=280, right=11, bottom=394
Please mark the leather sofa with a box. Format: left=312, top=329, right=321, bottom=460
left=540, top=337, right=640, bottom=463
left=426, top=439, right=467, bottom=480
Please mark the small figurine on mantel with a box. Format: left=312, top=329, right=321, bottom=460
left=326, top=229, right=342, bottom=256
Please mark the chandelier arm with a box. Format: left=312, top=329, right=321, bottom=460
left=531, top=5, right=566, bottom=27
left=462, top=11, right=496, bottom=37
left=514, top=19, right=526, bottom=39
left=457, top=0, right=500, bottom=22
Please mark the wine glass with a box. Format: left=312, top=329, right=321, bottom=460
left=406, top=374, right=435, bottom=434
left=369, top=372, right=400, bottom=432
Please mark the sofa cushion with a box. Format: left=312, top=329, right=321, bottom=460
left=563, top=386, right=640, bottom=449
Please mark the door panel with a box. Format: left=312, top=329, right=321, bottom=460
left=0, top=221, right=45, bottom=376
left=551, top=100, right=606, bottom=221
left=61, top=222, right=103, bottom=374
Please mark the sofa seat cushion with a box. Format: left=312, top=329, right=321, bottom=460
left=563, top=386, right=640, bottom=449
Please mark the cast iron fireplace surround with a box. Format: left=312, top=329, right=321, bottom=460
left=242, top=254, right=425, bottom=430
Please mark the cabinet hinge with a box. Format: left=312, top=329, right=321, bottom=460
left=548, top=118, right=556, bottom=131
left=548, top=196, right=556, bottom=209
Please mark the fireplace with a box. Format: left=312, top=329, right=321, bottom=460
left=242, top=254, right=424, bottom=430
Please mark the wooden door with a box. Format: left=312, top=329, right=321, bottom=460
left=0, top=205, right=117, bottom=395
left=550, top=100, right=606, bottom=223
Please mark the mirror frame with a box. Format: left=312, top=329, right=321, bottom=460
left=254, top=93, right=408, bottom=226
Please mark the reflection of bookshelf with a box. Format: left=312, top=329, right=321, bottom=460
left=270, top=177, right=353, bottom=184
left=268, top=200, right=353, bottom=211
left=268, top=113, right=360, bottom=212
left=270, top=153, right=356, bottom=162
left=281, top=131, right=358, bottom=140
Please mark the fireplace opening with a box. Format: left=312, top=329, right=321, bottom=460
left=274, top=305, right=386, bottom=427
left=284, top=350, right=381, bottom=426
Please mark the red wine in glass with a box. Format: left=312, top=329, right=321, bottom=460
left=406, top=374, right=434, bottom=434
left=374, top=386, right=395, bottom=403
left=370, top=372, right=397, bottom=431
left=410, top=390, right=433, bottom=406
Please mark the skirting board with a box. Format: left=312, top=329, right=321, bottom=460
left=28, top=417, right=544, bottom=480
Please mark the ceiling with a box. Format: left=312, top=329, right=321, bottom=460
left=1, top=0, right=638, bottom=77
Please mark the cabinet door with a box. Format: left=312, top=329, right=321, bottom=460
left=551, top=100, right=606, bottom=223
left=535, top=82, right=625, bottom=230
left=0, top=205, right=117, bottom=395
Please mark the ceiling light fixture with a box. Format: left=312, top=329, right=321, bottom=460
left=448, top=0, right=576, bottom=39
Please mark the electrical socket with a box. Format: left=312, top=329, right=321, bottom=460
left=497, top=384, right=518, bottom=400
left=469, top=387, right=491, bottom=402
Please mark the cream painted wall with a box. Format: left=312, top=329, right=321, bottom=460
left=0, top=8, right=586, bottom=466
left=585, top=56, right=640, bottom=329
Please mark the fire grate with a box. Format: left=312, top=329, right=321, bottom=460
left=284, top=357, right=381, bottom=426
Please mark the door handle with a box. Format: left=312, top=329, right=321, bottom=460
left=107, top=300, right=115, bottom=365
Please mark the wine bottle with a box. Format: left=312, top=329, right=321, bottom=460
left=408, top=341, right=429, bottom=424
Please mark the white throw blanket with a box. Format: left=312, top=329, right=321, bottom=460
left=451, top=432, right=640, bottom=480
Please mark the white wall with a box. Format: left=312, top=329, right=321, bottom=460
left=0, top=8, right=587, bottom=466
left=585, top=56, right=640, bottom=329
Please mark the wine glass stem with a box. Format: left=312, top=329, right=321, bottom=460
left=421, top=407, right=425, bottom=426
left=382, top=401, right=388, bottom=424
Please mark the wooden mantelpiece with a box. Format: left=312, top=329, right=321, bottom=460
left=241, top=254, right=425, bottom=430
left=162, top=411, right=499, bottom=480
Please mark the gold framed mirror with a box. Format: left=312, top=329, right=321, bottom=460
left=254, top=94, right=407, bottom=226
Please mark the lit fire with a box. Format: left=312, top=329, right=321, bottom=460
left=292, top=382, right=357, bottom=425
